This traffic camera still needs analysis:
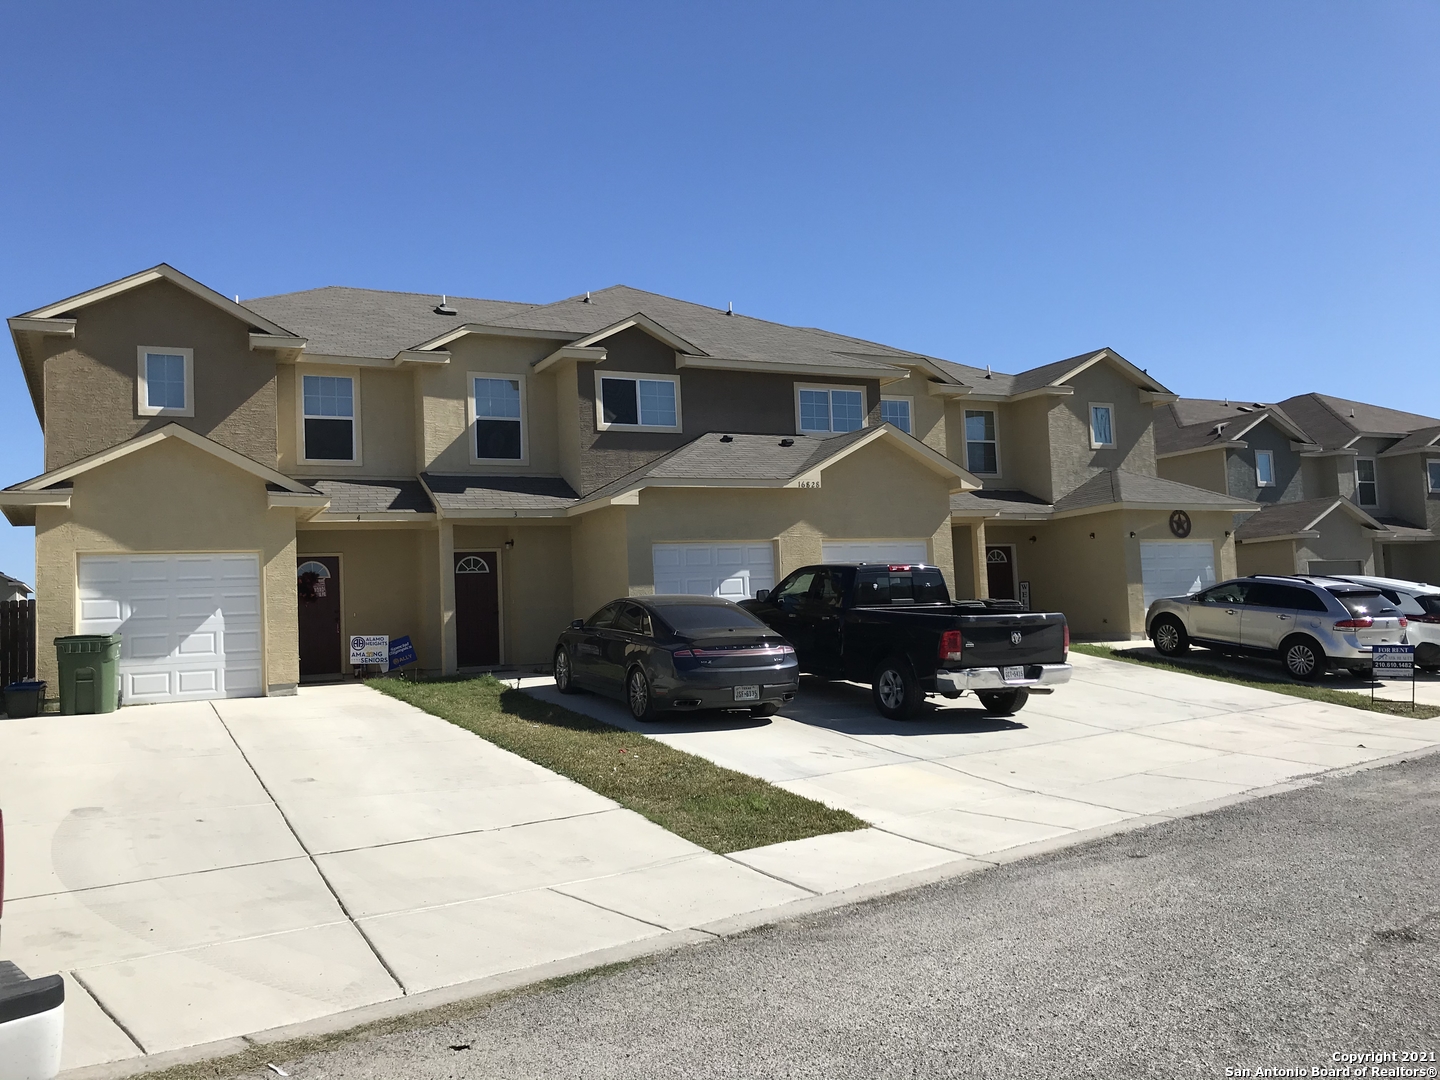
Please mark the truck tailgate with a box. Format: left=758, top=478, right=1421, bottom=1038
left=954, top=613, right=1066, bottom=668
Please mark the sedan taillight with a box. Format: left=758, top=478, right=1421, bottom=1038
left=939, top=629, right=964, bottom=662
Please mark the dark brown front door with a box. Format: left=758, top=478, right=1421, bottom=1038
left=455, top=551, right=500, bottom=667
left=985, top=546, right=1015, bottom=601
left=297, top=556, right=342, bottom=678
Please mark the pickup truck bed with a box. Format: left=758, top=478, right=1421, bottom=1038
left=743, top=563, right=1071, bottom=719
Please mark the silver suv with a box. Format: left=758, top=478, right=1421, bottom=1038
left=1146, top=575, right=1407, bottom=681
left=1335, top=574, right=1440, bottom=673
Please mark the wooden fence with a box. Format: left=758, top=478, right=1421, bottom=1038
left=1, top=599, right=37, bottom=687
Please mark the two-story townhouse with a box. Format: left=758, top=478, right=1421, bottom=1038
left=895, top=350, right=1257, bottom=639
left=3, top=265, right=985, bottom=702
left=1153, top=394, right=1440, bottom=582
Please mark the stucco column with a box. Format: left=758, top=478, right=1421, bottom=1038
left=972, top=520, right=989, bottom=599
left=438, top=521, right=457, bottom=675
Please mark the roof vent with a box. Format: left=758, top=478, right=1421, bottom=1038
left=581, top=291, right=592, bottom=304
left=1349, top=408, right=1357, bottom=418
left=985, top=365, right=992, bottom=379
left=1211, top=422, right=1229, bottom=435
left=719, top=434, right=734, bottom=443
left=726, top=301, right=733, bottom=316
left=779, top=438, right=795, bottom=447
left=433, top=295, right=457, bottom=316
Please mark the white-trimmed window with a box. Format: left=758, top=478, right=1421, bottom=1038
left=1255, top=450, right=1275, bottom=487
left=300, top=373, right=358, bottom=463
left=595, top=370, right=680, bottom=431
left=880, top=397, right=912, bottom=433
left=1089, top=402, right=1116, bottom=449
left=469, top=373, right=526, bottom=463
left=964, top=409, right=999, bottom=475
left=136, top=347, right=193, bottom=417
left=1356, top=457, right=1378, bottom=506
left=797, top=384, right=866, bottom=435
left=1429, top=460, right=1440, bottom=494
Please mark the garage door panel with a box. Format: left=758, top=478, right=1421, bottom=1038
left=128, top=671, right=173, bottom=699
left=653, top=542, right=774, bottom=600
left=821, top=540, right=929, bottom=565
left=1140, top=541, right=1217, bottom=612
left=128, top=634, right=172, bottom=660
left=79, top=598, right=122, bottom=623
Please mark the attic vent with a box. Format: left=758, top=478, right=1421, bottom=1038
left=581, top=291, right=592, bottom=303
left=719, top=434, right=734, bottom=443
left=779, top=438, right=795, bottom=447
left=1349, top=409, right=1357, bottom=418
left=434, top=295, right=457, bottom=316
left=1211, top=422, right=1229, bottom=435
left=726, top=301, right=733, bottom=316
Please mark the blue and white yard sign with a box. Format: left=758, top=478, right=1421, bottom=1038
left=389, top=635, right=418, bottom=669
left=1373, top=644, right=1414, bottom=679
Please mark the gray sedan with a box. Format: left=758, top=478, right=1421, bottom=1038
left=553, top=596, right=800, bottom=721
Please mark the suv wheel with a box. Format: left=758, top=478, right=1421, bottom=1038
left=1152, top=615, right=1190, bottom=656
left=977, top=688, right=1029, bottom=716
left=872, top=656, right=922, bottom=720
left=626, top=667, right=657, bottom=722
left=1281, top=635, right=1325, bottom=682
left=553, top=647, right=578, bottom=694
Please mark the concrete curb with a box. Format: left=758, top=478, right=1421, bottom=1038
left=59, top=740, right=1440, bottom=1080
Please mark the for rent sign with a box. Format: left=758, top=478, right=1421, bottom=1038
left=1373, top=644, right=1414, bottom=679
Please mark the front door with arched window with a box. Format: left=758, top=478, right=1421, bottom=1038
left=297, top=556, right=342, bottom=678
left=455, top=551, right=500, bottom=667
left=985, top=545, right=1016, bottom=601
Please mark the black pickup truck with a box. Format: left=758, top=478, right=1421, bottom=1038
left=741, top=563, right=1071, bottom=719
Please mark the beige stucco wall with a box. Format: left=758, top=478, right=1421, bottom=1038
left=1295, top=513, right=1377, bottom=574
left=1048, top=363, right=1158, bottom=500
left=943, top=398, right=1052, bottom=499
left=39, top=279, right=279, bottom=471
left=1158, top=449, right=1228, bottom=495
left=951, top=523, right=978, bottom=598
left=33, top=437, right=299, bottom=692
left=452, top=522, right=573, bottom=667
left=881, top=371, right=946, bottom=453
left=1237, top=539, right=1299, bottom=577
left=572, top=507, right=630, bottom=625
left=278, top=364, right=418, bottom=478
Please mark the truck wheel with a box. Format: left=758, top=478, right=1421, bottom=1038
left=977, top=688, right=1029, bottom=716
left=872, top=657, right=922, bottom=720
left=1151, top=616, right=1189, bottom=656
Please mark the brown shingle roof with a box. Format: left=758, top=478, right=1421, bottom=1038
left=420, top=474, right=579, bottom=512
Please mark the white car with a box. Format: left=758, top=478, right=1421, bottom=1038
left=0, top=810, right=64, bottom=1080
left=1335, top=575, right=1440, bottom=673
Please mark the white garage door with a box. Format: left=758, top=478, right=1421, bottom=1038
left=821, top=540, right=929, bottom=565
left=652, top=543, right=775, bottom=600
left=77, top=553, right=264, bottom=704
left=1140, top=541, right=1216, bottom=611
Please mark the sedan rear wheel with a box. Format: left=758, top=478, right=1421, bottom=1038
left=1152, top=615, right=1189, bottom=656
left=1281, top=635, right=1325, bottom=682
left=553, top=647, right=577, bottom=694
left=627, top=667, right=657, bottom=722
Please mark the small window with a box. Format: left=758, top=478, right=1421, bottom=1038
left=1428, top=460, right=1440, bottom=494
left=613, top=603, right=652, bottom=637
left=585, top=602, right=621, bottom=629
left=797, top=385, right=866, bottom=434
left=471, top=374, right=525, bottom=462
left=880, top=397, right=912, bottom=433
left=1255, top=450, right=1275, bottom=487
left=771, top=569, right=817, bottom=608
left=136, top=347, right=193, bottom=417
left=595, top=371, right=680, bottom=430
left=1089, top=403, right=1115, bottom=449
left=1356, top=457, right=1378, bottom=506
left=302, top=374, right=357, bottom=462
left=964, top=410, right=998, bottom=474
left=1199, top=582, right=1249, bottom=605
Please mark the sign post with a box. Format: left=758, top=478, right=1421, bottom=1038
left=1372, top=644, right=1415, bottom=710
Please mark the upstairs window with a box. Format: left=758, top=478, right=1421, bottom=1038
left=880, top=397, right=912, bottom=433
left=596, top=371, right=680, bottom=431
left=1429, top=460, right=1440, bottom=494
left=964, top=410, right=998, bottom=474
left=136, top=347, right=193, bottom=417
left=1356, top=457, right=1378, bottom=506
left=1255, top=450, right=1275, bottom=487
left=471, top=374, right=525, bottom=462
left=797, top=385, right=865, bottom=434
left=1089, top=403, right=1116, bottom=449
left=301, top=374, right=357, bottom=462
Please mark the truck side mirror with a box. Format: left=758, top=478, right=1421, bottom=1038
left=755, top=589, right=769, bottom=602
left=570, top=619, right=585, bottom=629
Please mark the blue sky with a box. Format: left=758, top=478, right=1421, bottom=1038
left=2, top=1, right=1438, bottom=583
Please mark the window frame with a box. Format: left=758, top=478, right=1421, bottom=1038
left=297, top=368, right=362, bottom=467
left=1255, top=449, right=1275, bottom=487
left=1428, top=459, right=1440, bottom=494
left=879, top=395, right=913, bottom=434
left=136, top=346, right=194, bottom=418
left=1088, top=402, right=1116, bottom=450
left=794, top=382, right=869, bottom=436
left=963, top=407, right=1001, bottom=476
left=592, top=369, right=682, bottom=433
left=467, top=371, right=528, bottom=465
left=1356, top=456, right=1378, bottom=507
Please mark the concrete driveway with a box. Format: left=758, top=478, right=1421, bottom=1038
left=0, top=686, right=819, bottom=1073
left=521, top=650, right=1440, bottom=870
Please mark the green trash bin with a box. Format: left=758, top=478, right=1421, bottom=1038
left=54, top=634, right=122, bottom=714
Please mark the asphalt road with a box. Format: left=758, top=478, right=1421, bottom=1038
left=246, top=753, right=1440, bottom=1080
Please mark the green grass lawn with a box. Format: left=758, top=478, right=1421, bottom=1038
left=1071, top=642, right=1440, bottom=719
left=374, top=675, right=865, bottom=854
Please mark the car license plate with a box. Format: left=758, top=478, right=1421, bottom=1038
left=1003, top=666, right=1026, bottom=682
left=733, top=685, right=760, bottom=702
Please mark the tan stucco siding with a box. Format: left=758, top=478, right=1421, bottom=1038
left=278, top=365, right=417, bottom=477
left=1158, top=448, right=1228, bottom=495
left=41, top=279, right=279, bottom=471
left=32, top=437, right=299, bottom=692
left=1048, top=363, right=1158, bottom=499
left=1294, top=514, right=1377, bottom=574
left=882, top=371, right=945, bottom=453
left=946, top=398, right=1052, bottom=501
left=452, top=522, right=573, bottom=667
left=572, top=507, right=630, bottom=623
left=951, top=524, right=978, bottom=598
left=1236, top=539, right=1299, bottom=577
